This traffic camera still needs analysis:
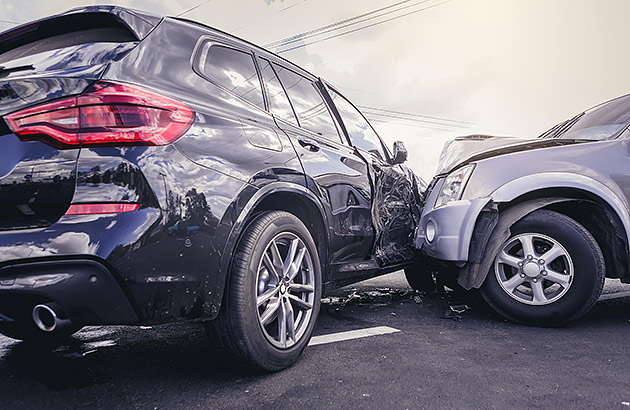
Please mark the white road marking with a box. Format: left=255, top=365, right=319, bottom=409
left=308, top=326, right=400, bottom=346
left=599, top=291, right=630, bottom=301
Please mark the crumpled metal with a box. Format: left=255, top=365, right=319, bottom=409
left=370, top=160, right=425, bottom=266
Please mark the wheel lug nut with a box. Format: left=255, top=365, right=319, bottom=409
left=541, top=271, right=547, bottom=276
left=527, top=255, right=533, bottom=260
left=532, top=278, right=538, bottom=283
left=518, top=262, right=523, bottom=267
left=538, top=259, right=545, bottom=265
left=520, top=273, right=526, bottom=278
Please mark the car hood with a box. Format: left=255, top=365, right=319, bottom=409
left=435, top=134, right=587, bottom=176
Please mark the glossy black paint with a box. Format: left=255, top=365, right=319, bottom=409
left=0, top=7, right=424, bottom=327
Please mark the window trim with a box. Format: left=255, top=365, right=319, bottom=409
left=255, top=55, right=300, bottom=126
left=268, top=61, right=343, bottom=144
left=323, top=81, right=392, bottom=163
left=191, top=36, right=267, bottom=112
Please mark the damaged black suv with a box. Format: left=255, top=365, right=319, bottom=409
left=0, top=6, right=425, bottom=371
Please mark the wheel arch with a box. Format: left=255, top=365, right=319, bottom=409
left=490, top=172, right=630, bottom=242
left=460, top=183, right=630, bottom=289
left=214, top=183, right=330, bottom=318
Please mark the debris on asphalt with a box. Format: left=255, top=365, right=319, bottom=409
left=449, top=304, right=470, bottom=314
left=321, top=288, right=424, bottom=313
left=443, top=304, right=471, bottom=321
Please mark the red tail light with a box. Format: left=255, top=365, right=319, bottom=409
left=65, top=203, right=140, bottom=215
left=5, top=81, right=195, bottom=148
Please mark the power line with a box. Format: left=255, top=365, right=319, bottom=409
left=276, top=0, right=453, bottom=54
left=363, top=110, right=470, bottom=129
left=270, top=0, right=434, bottom=50
left=177, top=0, right=215, bottom=17
left=359, top=105, right=473, bottom=126
left=367, top=118, right=458, bottom=133
left=265, top=0, right=420, bottom=48
left=0, top=19, right=20, bottom=25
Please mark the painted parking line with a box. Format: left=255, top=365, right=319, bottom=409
left=599, top=291, right=630, bottom=301
left=308, top=326, right=400, bottom=346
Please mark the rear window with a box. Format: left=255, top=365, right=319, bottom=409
left=197, top=44, right=265, bottom=109
left=0, top=13, right=138, bottom=65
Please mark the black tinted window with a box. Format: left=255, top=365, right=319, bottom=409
left=272, top=63, right=339, bottom=140
left=258, top=58, right=298, bottom=125
left=328, top=87, right=386, bottom=160
left=199, top=45, right=264, bottom=108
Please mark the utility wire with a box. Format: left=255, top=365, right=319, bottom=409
left=276, top=0, right=453, bottom=53
left=265, top=0, right=419, bottom=48
left=367, top=118, right=457, bottom=133
left=359, top=105, right=473, bottom=126
left=363, top=110, right=470, bottom=129
left=0, top=19, right=20, bottom=25
left=276, top=0, right=452, bottom=53
left=177, top=0, right=215, bottom=17
left=268, top=0, right=433, bottom=50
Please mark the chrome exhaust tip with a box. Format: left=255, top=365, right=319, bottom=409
left=32, top=303, right=71, bottom=332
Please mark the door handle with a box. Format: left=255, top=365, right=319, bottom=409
left=298, top=138, right=320, bottom=152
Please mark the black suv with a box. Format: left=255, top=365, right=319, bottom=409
left=0, top=6, right=425, bottom=370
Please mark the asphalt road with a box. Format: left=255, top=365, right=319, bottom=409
left=1, top=271, right=629, bottom=409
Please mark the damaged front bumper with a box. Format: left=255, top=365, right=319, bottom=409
left=415, top=178, right=491, bottom=263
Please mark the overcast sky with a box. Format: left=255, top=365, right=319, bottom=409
left=2, top=0, right=630, bottom=179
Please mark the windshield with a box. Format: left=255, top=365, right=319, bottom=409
left=540, top=94, right=630, bottom=140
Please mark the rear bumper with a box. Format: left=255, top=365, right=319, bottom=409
left=0, top=258, right=139, bottom=326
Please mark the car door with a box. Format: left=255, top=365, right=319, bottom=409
left=256, top=57, right=375, bottom=266
left=324, top=84, right=423, bottom=266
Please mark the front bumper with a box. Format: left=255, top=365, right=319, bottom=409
left=415, top=179, right=491, bottom=262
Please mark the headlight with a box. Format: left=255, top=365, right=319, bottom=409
left=435, top=164, right=475, bottom=208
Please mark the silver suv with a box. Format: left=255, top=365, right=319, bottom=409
left=413, top=93, right=630, bottom=326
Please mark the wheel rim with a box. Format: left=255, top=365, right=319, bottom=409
left=255, top=232, right=315, bottom=349
left=494, top=233, right=574, bottom=306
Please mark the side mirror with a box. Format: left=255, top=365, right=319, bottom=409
left=392, top=141, right=408, bottom=165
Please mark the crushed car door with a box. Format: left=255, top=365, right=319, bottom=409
left=324, top=84, right=424, bottom=266
left=257, top=58, right=375, bottom=263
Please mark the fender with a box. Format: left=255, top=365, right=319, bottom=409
left=224, top=181, right=329, bottom=259
left=210, top=181, right=330, bottom=318
left=490, top=172, right=630, bottom=244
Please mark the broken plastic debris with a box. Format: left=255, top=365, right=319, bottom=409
left=412, top=295, right=423, bottom=304
left=449, top=304, right=470, bottom=314
left=442, top=304, right=471, bottom=320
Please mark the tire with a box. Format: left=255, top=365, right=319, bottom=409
left=206, top=211, right=322, bottom=372
left=481, top=209, right=605, bottom=326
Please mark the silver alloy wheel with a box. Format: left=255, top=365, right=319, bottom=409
left=494, top=233, right=574, bottom=306
left=256, top=232, right=315, bottom=349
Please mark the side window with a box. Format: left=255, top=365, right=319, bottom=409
left=257, top=58, right=298, bottom=125
left=198, top=44, right=264, bottom=109
left=271, top=63, right=340, bottom=141
left=328, top=87, right=387, bottom=161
